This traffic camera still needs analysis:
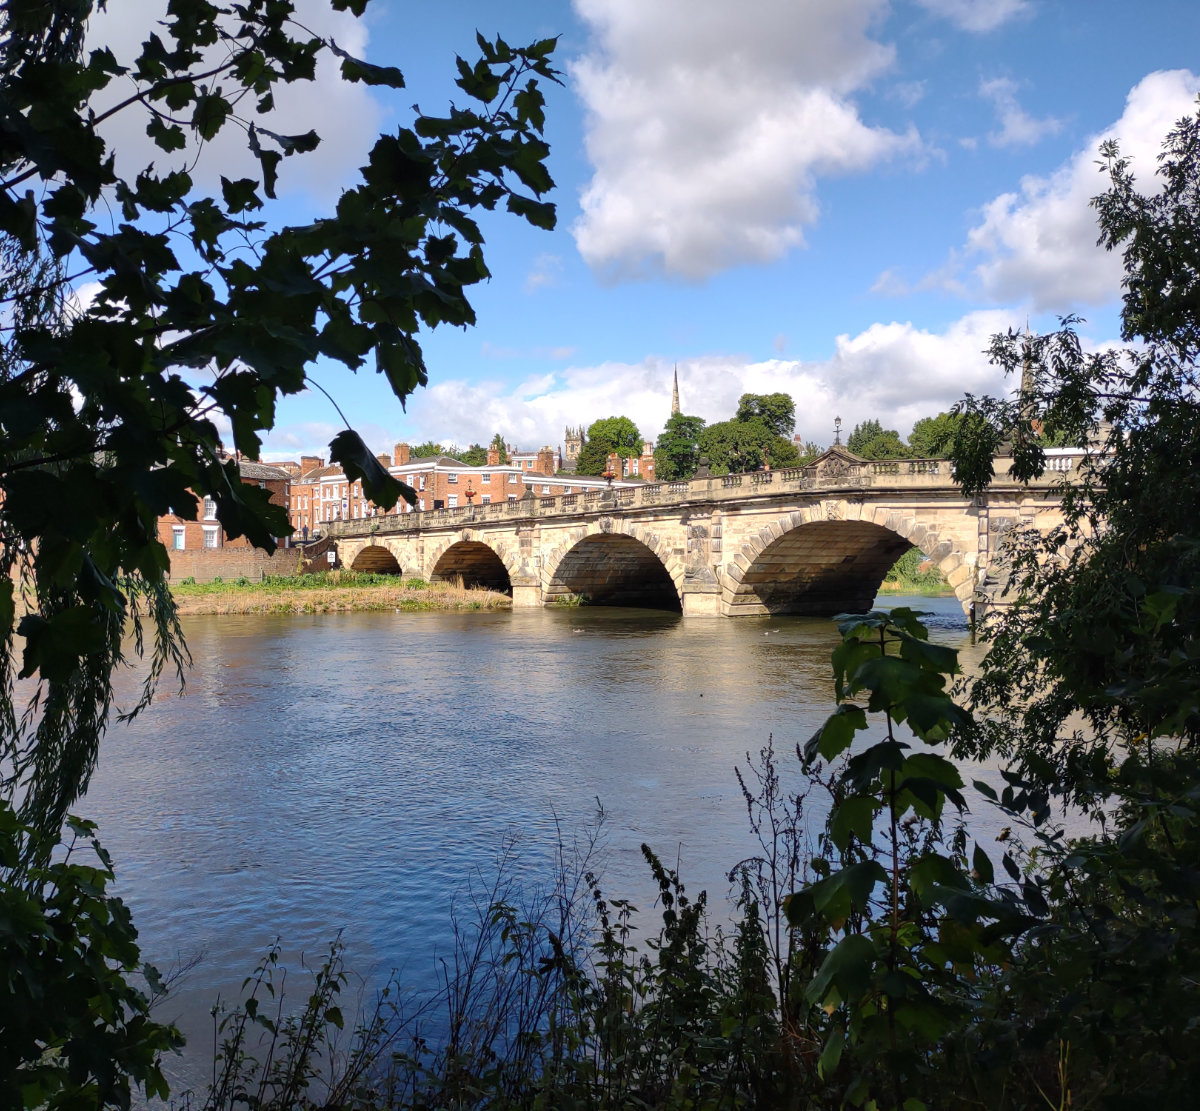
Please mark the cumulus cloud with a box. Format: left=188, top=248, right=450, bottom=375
left=85, top=0, right=383, bottom=201
left=381, top=309, right=1026, bottom=455
left=956, top=69, right=1200, bottom=311
left=914, top=0, right=1030, bottom=33
left=980, top=77, right=1064, bottom=148
left=570, top=0, right=922, bottom=280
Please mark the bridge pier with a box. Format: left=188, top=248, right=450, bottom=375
left=511, top=582, right=542, bottom=608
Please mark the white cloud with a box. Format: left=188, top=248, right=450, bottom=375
left=914, top=0, right=1030, bottom=33
left=388, top=309, right=1023, bottom=453
left=85, top=1, right=382, bottom=201
left=959, top=69, right=1200, bottom=311
left=980, top=77, right=1064, bottom=148
left=525, top=253, right=564, bottom=291
left=570, top=0, right=923, bottom=280
left=889, top=80, right=927, bottom=108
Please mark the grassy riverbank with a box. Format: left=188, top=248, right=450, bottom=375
left=169, top=571, right=511, bottom=615
left=876, top=548, right=952, bottom=595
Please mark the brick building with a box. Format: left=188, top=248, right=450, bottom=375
left=157, top=458, right=291, bottom=554
left=607, top=442, right=658, bottom=482
left=285, top=441, right=629, bottom=537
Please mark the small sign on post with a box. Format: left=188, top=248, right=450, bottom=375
left=326, top=550, right=335, bottom=564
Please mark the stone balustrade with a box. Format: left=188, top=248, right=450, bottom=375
left=326, top=452, right=1087, bottom=541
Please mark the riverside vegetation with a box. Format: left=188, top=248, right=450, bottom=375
left=168, top=572, right=512, bottom=615
left=3, top=1, right=1200, bottom=1107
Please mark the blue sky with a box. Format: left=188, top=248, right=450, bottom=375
left=90, top=1, right=1200, bottom=461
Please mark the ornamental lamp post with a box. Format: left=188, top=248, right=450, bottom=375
left=834, top=416, right=842, bottom=446
left=464, top=483, right=476, bottom=505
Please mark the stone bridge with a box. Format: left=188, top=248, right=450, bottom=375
left=326, top=448, right=1080, bottom=618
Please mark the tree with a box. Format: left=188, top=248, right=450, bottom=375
left=586, top=416, right=642, bottom=458
left=575, top=438, right=613, bottom=476
left=697, top=419, right=800, bottom=475
left=796, top=440, right=823, bottom=465
left=0, top=4, right=558, bottom=839
left=576, top=416, right=640, bottom=475
left=846, top=419, right=907, bottom=459
left=928, top=99, right=1200, bottom=1102
left=654, top=413, right=706, bottom=481
left=735, top=392, right=796, bottom=439
left=489, top=432, right=509, bottom=465
left=410, top=441, right=447, bottom=459
left=906, top=412, right=960, bottom=458
left=457, top=444, right=487, bottom=466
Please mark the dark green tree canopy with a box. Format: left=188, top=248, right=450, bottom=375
left=575, top=437, right=614, bottom=476
left=654, top=413, right=706, bottom=481
left=0, top=1, right=559, bottom=836
left=735, top=392, right=796, bottom=439
left=907, top=412, right=961, bottom=458
left=847, top=419, right=908, bottom=459
left=457, top=444, right=488, bottom=467
left=586, top=416, right=642, bottom=457
left=697, top=418, right=800, bottom=475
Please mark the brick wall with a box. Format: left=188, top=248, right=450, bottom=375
left=166, top=545, right=303, bottom=583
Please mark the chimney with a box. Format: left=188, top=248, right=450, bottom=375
left=394, top=442, right=410, bottom=466
left=536, top=445, right=555, bottom=474
left=376, top=453, right=391, bottom=468
left=300, top=455, right=324, bottom=474
left=486, top=444, right=500, bottom=466
left=606, top=451, right=621, bottom=477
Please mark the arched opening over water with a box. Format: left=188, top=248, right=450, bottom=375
left=545, top=534, right=682, bottom=612
left=727, top=520, right=913, bottom=616
left=350, top=544, right=402, bottom=574
left=430, top=541, right=512, bottom=594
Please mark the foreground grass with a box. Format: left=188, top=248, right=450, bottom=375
left=876, top=577, right=953, bottom=596
left=169, top=572, right=511, bottom=615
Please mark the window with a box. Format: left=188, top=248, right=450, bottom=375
left=202, top=526, right=220, bottom=549
left=509, top=473, right=518, bottom=484
left=508, top=494, right=517, bottom=502
left=419, top=476, right=426, bottom=490
left=630, top=458, right=639, bottom=475
left=448, top=495, right=458, bottom=508
left=481, top=473, right=490, bottom=484
left=172, top=527, right=185, bottom=550
left=406, top=474, right=413, bottom=486
left=447, top=473, right=458, bottom=484
left=542, top=485, right=550, bottom=494
left=202, top=496, right=217, bottom=519
left=481, top=494, right=491, bottom=504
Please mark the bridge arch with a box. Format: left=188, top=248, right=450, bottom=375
left=349, top=543, right=403, bottom=574
left=721, top=507, right=975, bottom=616
left=426, top=532, right=518, bottom=594
left=541, top=519, right=684, bottom=612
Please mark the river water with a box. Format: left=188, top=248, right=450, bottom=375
left=82, top=595, right=979, bottom=1095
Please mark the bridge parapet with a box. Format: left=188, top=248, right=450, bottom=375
left=326, top=451, right=1087, bottom=543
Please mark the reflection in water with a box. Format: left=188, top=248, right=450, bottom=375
left=84, top=596, right=972, bottom=1094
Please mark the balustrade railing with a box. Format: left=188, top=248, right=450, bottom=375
left=324, top=452, right=1067, bottom=541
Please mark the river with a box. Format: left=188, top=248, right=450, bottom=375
left=81, top=595, right=979, bottom=1096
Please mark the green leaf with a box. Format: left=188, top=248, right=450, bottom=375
left=327, top=39, right=406, bottom=87
left=329, top=429, right=408, bottom=510
left=806, top=703, right=867, bottom=764
left=817, top=1016, right=846, bottom=1078
left=810, top=860, right=889, bottom=924
left=830, top=795, right=878, bottom=852
left=972, top=843, right=995, bottom=885
left=806, top=932, right=877, bottom=1005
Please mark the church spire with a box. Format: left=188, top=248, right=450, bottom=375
left=671, top=364, right=680, bottom=416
